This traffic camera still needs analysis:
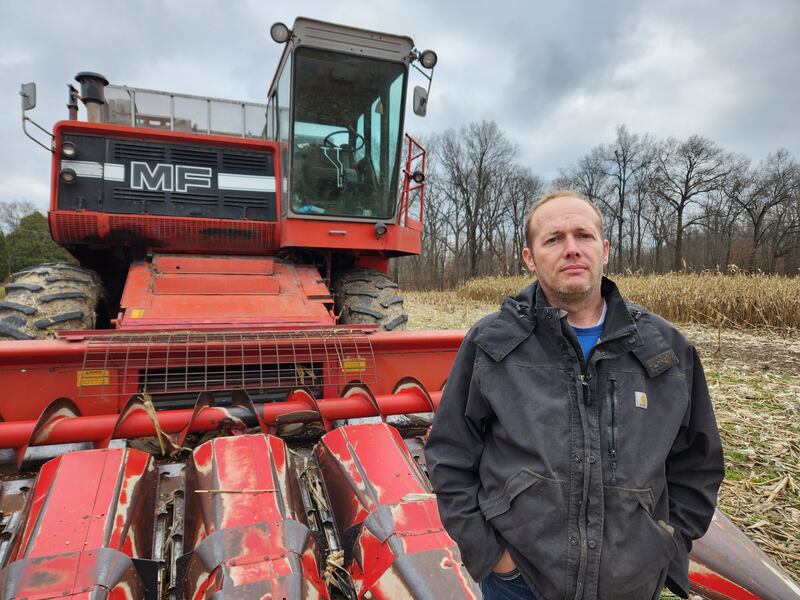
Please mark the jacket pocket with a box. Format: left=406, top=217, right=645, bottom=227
left=480, top=469, right=567, bottom=600
left=597, top=486, right=678, bottom=598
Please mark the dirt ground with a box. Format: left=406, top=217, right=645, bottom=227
left=404, top=291, right=800, bottom=586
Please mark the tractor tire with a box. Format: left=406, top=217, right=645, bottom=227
left=0, top=263, right=104, bottom=341
left=334, top=268, right=409, bottom=331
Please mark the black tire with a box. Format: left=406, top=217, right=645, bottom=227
left=334, top=268, right=409, bottom=331
left=0, top=263, right=104, bottom=340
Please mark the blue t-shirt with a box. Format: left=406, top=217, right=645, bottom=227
left=572, top=301, right=607, bottom=361
left=573, top=322, right=604, bottom=361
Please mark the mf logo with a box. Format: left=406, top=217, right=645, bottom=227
left=130, top=162, right=213, bottom=193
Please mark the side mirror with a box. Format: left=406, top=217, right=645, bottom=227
left=20, top=82, right=36, bottom=111
left=413, top=86, right=428, bottom=117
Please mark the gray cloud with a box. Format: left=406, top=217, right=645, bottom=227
left=1, top=0, right=797, bottom=211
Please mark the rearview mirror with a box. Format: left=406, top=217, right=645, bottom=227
left=20, top=82, right=36, bottom=111
left=413, top=86, right=428, bottom=117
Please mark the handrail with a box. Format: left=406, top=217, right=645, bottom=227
left=398, top=133, right=426, bottom=231
left=99, top=84, right=267, bottom=139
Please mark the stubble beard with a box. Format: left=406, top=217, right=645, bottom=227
left=550, top=281, right=596, bottom=305
left=542, top=270, right=603, bottom=307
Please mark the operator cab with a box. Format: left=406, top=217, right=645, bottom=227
left=266, top=18, right=432, bottom=222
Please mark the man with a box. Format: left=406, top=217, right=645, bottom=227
left=425, top=191, right=724, bottom=600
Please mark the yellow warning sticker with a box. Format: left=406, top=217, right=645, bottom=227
left=130, top=308, right=145, bottom=318
left=342, top=357, right=367, bottom=373
left=77, top=370, right=110, bottom=387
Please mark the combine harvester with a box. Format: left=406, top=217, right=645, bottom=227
left=0, top=17, right=797, bottom=599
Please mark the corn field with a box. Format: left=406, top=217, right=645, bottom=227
left=455, top=273, right=800, bottom=330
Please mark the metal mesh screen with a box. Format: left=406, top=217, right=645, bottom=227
left=78, top=328, right=376, bottom=398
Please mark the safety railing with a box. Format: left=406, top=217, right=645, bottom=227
left=398, top=134, right=426, bottom=231
left=99, top=84, right=267, bottom=139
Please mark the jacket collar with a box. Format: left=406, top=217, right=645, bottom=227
left=474, top=277, right=677, bottom=375
left=474, top=282, right=537, bottom=362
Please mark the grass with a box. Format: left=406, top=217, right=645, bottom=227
left=405, top=276, right=800, bottom=589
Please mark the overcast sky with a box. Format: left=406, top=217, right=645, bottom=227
left=1, top=0, right=798, bottom=213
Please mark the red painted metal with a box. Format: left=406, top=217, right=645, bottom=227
left=50, top=210, right=280, bottom=255
left=0, top=447, right=156, bottom=598
left=398, top=134, right=426, bottom=233
left=117, top=255, right=334, bottom=328
left=181, top=434, right=329, bottom=598
left=280, top=217, right=421, bottom=256
left=688, top=509, right=800, bottom=599
left=0, top=329, right=463, bottom=421
left=316, top=424, right=479, bottom=598
left=0, top=388, right=443, bottom=453
left=353, top=255, right=390, bottom=273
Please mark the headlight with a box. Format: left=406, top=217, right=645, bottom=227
left=270, top=22, right=291, bottom=43
left=61, top=141, right=77, bottom=158
left=60, top=167, right=77, bottom=183
left=420, top=50, right=438, bottom=69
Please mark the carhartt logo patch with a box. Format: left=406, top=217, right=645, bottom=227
left=635, top=391, right=648, bottom=409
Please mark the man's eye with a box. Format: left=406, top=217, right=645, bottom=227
left=545, top=238, right=557, bottom=245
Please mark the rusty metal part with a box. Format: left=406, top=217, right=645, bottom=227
left=180, top=434, right=328, bottom=598
left=0, top=447, right=157, bottom=598
left=689, top=509, right=800, bottom=599
left=316, top=423, right=480, bottom=598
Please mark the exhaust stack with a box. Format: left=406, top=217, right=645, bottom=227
left=75, top=71, right=108, bottom=122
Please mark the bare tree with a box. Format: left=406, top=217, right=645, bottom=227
left=507, top=168, right=544, bottom=273
left=627, top=145, right=658, bottom=269
left=654, top=136, right=736, bottom=271
left=404, top=121, right=796, bottom=283
left=601, top=125, right=652, bottom=271
left=555, top=147, right=616, bottom=256
left=730, top=150, right=798, bottom=269
left=0, top=200, right=37, bottom=233
left=436, top=121, right=518, bottom=279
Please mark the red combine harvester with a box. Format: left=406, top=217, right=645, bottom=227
left=1, top=17, right=797, bottom=600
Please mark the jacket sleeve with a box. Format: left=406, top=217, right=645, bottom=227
left=665, top=344, right=725, bottom=598
left=424, top=328, right=505, bottom=582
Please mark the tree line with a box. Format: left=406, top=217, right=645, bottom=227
left=0, top=201, right=74, bottom=281
left=397, top=122, right=800, bottom=289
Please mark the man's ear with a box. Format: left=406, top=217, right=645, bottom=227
left=602, top=239, right=609, bottom=266
left=522, top=246, right=536, bottom=274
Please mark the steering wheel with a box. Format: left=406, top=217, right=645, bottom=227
left=322, top=129, right=366, bottom=152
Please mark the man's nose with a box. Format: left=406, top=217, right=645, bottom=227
left=564, top=235, right=581, bottom=256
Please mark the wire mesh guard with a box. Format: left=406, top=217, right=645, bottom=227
left=78, top=329, right=376, bottom=399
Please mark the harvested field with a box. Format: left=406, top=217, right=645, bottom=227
left=405, top=283, right=800, bottom=588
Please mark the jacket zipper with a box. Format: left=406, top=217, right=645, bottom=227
left=607, top=376, right=618, bottom=485
left=580, top=373, right=591, bottom=405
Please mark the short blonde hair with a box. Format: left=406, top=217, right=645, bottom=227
left=524, top=189, right=604, bottom=249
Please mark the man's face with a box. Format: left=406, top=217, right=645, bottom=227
left=522, top=196, right=609, bottom=304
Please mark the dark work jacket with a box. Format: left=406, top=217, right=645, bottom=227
left=425, top=278, right=724, bottom=600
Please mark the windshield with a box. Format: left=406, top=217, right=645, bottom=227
left=290, top=47, right=406, bottom=220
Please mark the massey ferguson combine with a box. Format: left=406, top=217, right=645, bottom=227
left=0, top=17, right=797, bottom=600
